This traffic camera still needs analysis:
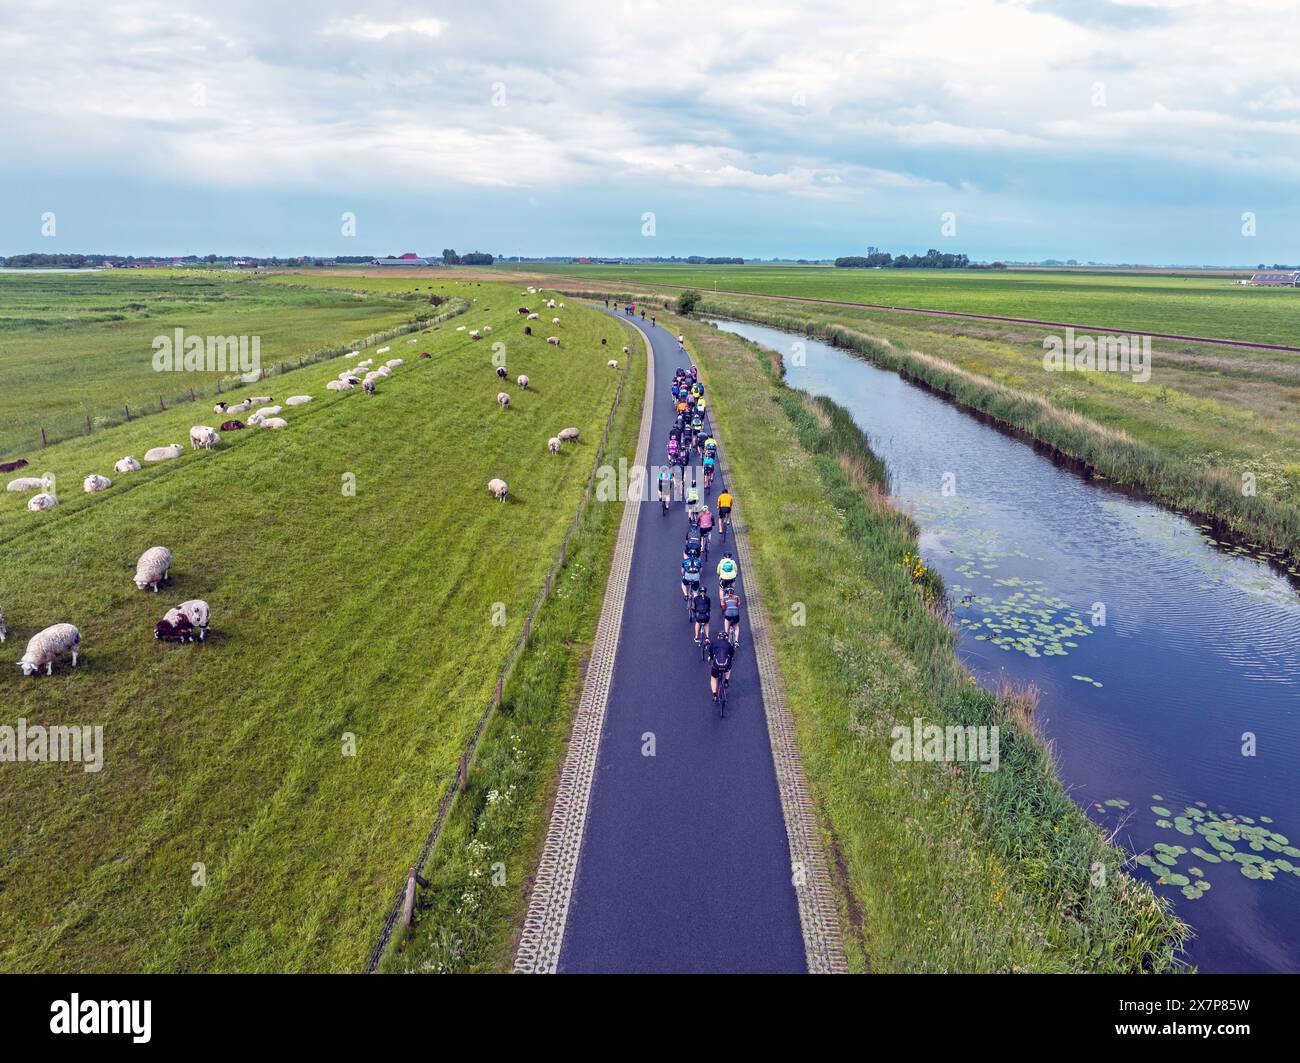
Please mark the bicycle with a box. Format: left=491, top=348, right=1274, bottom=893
left=714, top=672, right=730, bottom=717
left=718, top=513, right=729, bottom=542
left=697, top=628, right=710, bottom=662
left=724, top=614, right=740, bottom=647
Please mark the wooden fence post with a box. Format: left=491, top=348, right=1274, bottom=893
left=85, top=415, right=91, bottom=435
left=124, top=405, right=130, bottom=420
left=160, top=395, right=165, bottom=410
left=40, top=427, right=47, bottom=447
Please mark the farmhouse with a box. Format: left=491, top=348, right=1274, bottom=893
left=373, top=252, right=429, bottom=267
left=1249, top=271, right=1299, bottom=287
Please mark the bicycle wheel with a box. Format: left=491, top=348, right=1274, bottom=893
left=718, top=677, right=728, bottom=717
left=700, top=633, right=709, bottom=663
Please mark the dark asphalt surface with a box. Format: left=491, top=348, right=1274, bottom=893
left=557, top=307, right=806, bottom=973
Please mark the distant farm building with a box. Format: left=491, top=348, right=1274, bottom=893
left=1249, top=271, right=1299, bottom=287
left=373, top=253, right=429, bottom=266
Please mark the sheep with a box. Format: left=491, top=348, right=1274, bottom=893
left=601, top=338, right=607, bottom=345
left=357, top=359, right=373, bottom=368
left=557, top=427, right=580, bottom=442
left=260, top=417, right=288, bottom=429
left=546, top=299, right=557, bottom=309
left=622, top=346, right=630, bottom=354
left=0, top=458, right=29, bottom=473
left=376, top=347, right=390, bottom=355
left=552, top=317, right=561, bottom=325
left=248, top=396, right=273, bottom=406
left=256, top=405, right=282, bottom=416
left=7, top=476, right=49, bottom=492
left=157, top=599, right=210, bottom=643
left=134, top=546, right=172, bottom=591
left=456, top=325, right=467, bottom=332
left=547, top=336, right=560, bottom=346
left=384, top=358, right=404, bottom=368
left=189, top=425, right=219, bottom=450
left=227, top=400, right=252, bottom=414
left=517, top=374, right=529, bottom=389
left=177, top=599, right=211, bottom=637
left=339, top=370, right=357, bottom=380
left=497, top=392, right=511, bottom=409
left=325, top=380, right=351, bottom=392
left=247, top=411, right=267, bottom=426
left=469, top=329, right=483, bottom=340
left=286, top=395, right=312, bottom=406
left=363, top=379, right=376, bottom=395
left=219, top=419, right=245, bottom=431
left=608, top=359, right=619, bottom=369
left=115, top=456, right=142, bottom=473
left=523, top=326, right=532, bottom=336
left=83, top=474, right=113, bottom=494
left=419, top=351, right=431, bottom=359
left=559, top=302, right=565, bottom=308
left=547, top=436, right=561, bottom=454
left=0, top=604, right=5, bottom=642
left=527, top=313, right=540, bottom=320
left=144, top=444, right=184, bottom=462
left=27, top=493, right=58, bottom=512
left=517, top=306, right=531, bottom=315
left=496, top=366, right=508, bottom=381
left=482, top=326, right=493, bottom=334
left=376, top=366, right=391, bottom=378
left=17, top=623, right=81, bottom=676
left=487, top=478, right=508, bottom=501
left=213, top=402, right=228, bottom=414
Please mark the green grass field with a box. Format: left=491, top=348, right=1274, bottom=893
left=0, top=278, right=637, bottom=971
left=509, top=263, right=1300, bottom=347
left=0, top=271, right=428, bottom=456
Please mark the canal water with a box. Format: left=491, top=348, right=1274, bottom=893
left=712, top=318, right=1300, bottom=973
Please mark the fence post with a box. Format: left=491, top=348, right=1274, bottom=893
left=401, top=868, right=418, bottom=927
left=40, top=427, right=47, bottom=447
left=124, top=405, right=130, bottom=420
left=458, top=754, right=469, bottom=792
left=160, top=395, right=165, bottom=410
left=85, top=415, right=91, bottom=435
left=189, top=387, right=195, bottom=402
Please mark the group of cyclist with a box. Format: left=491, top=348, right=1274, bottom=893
left=664, top=359, right=742, bottom=708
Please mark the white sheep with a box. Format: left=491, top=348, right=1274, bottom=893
left=497, top=392, right=511, bottom=409
left=456, top=325, right=467, bottom=332
left=227, top=400, right=252, bottom=414
left=552, top=317, right=561, bottom=325
left=376, top=366, right=391, bottom=378
left=162, top=599, right=211, bottom=641
left=114, top=456, right=142, bottom=473
left=286, top=395, right=312, bottom=406
left=384, top=358, right=404, bottom=368
left=376, top=347, right=390, bottom=355
left=83, top=474, right=113, bottom=493
left=547, top=436, right=561, bottom=454
left=608, top=359, right=619, bottom=369
left=469, top=329, right=482, bottom=340
left=255, top=405, right=282, bottom=416
left=357, top=359, right=373, bottom=368
left=339, top=370, right=357, bottom=380
left=134, top=546, right=172, bottom=591
left=546, top=299, right=557, bottom=308
left=7, top=476, right=49, bottom=492
left=517, top=374, right=530, bottom=389
left=143, top=444, right=184, bottom=462
left=247, top=411, right=267, bottom=426
left=487, top=478, right=508, bottom=501
left=213, top=402, right=228, bottom=414
left=547, top=336, right=560, bottom=346
left=557, top=427, right=580, bottom=442
left=17, top=623, right=81, bottom=676
left=527, top=313, right=540, bottom=321
left=260, top=417, right=288, bottom=429
left=482, top=326, right=493, bottom=334
left=622, top=346, right=630, bottom=354
left=248, top=396, right=273, bottom=406
left=189, top=425, right=219, bottom=450
left=28, top=492, right=58, bottom=512
left=325, top=379, right=352, bottom=392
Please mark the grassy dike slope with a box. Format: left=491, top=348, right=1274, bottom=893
left=668, top=310, right=1187, bottom=972
left=0, top=284, right=630, bottom=972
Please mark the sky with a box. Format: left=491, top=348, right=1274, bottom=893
left=2, top=0, right=1299, bottom=264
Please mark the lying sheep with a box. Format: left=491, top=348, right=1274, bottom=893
left=114, top=456, right=141, bottom=474
left=376, top=347, right=390, bottom=355
left=260, top=417, right=288, bottom=429
left=0, top=458, right=29, bottom=473
left=363, top=379, right=376, bottom=395
left=547, top=336, right=560, bottom=346
left=483, top=326, right=493, bottom=334
left=189, top=425, right=219, bottom=450
left=134, top=546, right=172, bottom=592
left=357, top=358, right=373, bottom=368
left=83, top=474, right=112, bottom=494
left=497, top=392, right=510, bottom=409
left=527, top=313, right=540, bottom=321
left=144, top=444, right=184, bottom=462
left=247, top=411, right=267, bottom=426
left=608, top=360, right=619, bottom=369
left=496, top=366, right=508, bottom=381
left=255, top=405, right=282, bottom=417
left=456, top=326, right=467, bottom=332
left=325, top=380, right=351, bottom=392
left=517, top=306, right=531, bottom=315
left=286, top=395, right=312, bottom=405
left=548, top=436, right=561, bottom=454
left=7, top=476, right=49, bottom=492
left=213, top=401, right=228, bottom=413
left=17, top=623, right=81, bottom=676
left=156, top=599, right=210, bottom=643
left=219, top=419, right=245, bottom=431
left=384, top=358, right=404, bottom=368
left=557, top=427, right=580, bottom=442
left=517, top=374, right=529, bottom=389
left=28, top=492, right=58, bottom=512
left=487, top=478, right=508, bottom=501
left=248, top=396, right=273, bottom=406
left=622, top=346, right=630, bottom=354
left=419, top=351, right=431, bottom=359
left=376, top=366, right=391, bottom=378
left=226, top=400, right=252, bottom=414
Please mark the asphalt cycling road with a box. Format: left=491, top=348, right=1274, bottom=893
left=557, top=308, right=806, bottom=973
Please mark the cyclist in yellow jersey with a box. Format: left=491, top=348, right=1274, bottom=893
left=717, top=489, right=733, bottom=531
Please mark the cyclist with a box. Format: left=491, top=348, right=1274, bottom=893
left=681, top=552, right=702, bottom=601
left=703, top=435, right=718, bottom=461
left=685, top=482, right=701, bottom=524
left=691, top=412, right=704, bottom=440
left=696, top=502, right=714, bottom=552
left=668, top=424, right=681, bottom=445
left=696, top=395, right=707, bottom=418
left=683, top=524, right=702, bottom=560
left=717, top=487, right=733, bottom=537
left=667, top=437, right=680, bottom=464
left=716, top=552, right=738, bottom=601
left=676, top=398, right=691, bottom=419
left=658, top=465, right=675, bottom=508
left=708, top=631, right=736, bottom=703
left=722, top=586, right=742, bottom=646
left=691, top=584, right=712, bottom=643
left=702, top=452, right=716, bottom=489
left=689, top=363, right=698, bottom=381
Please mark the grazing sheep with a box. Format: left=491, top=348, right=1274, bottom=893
left=134, top=546, right=172, bottom=592
left=523, top=326, right=532, bottom=336
left=0, top=459, right=29, bottom=473
left=144, top=444, right=184, bottom=462
left=469, top=329, right=482, bottom=340
left=527, top=313, right=539, bottom=321
left=497, top=392, right=511, bottom=409
left=0, top=605, right=5, bottom=642
left=27, top=493, right=58, bottom=512
left=286, top=395, right=312, bottom=405
left=557, top=427, right=580, bottom=442
left=115, top=456, right=142, bottom=474
left=483, top=326, right=493, bottom=334
left=419, top=351, right=431, bottom=359
left=17, top=623, right=81, bottom=676
left=213, top=402, right=228, bottom=413
left=608, top=360, right=619, bottom=369
left=517, top=374, right=529, bottom=389
left=547, top=436, right=561, bottom=454
left=546, top=299, right=557, bottom=309
left=496, top=366, right=507, bottom=380
left=622, top=346, right=629, bottom=354
left=154, top=612, right=194, bottom=643
left=219, top=419, right=245, bottom=431
left=552, top=317, right=561, bottom=325
left=7, top=476, right=49, bottom=492
left=547, top=336, right=560, bottom=346
left=83, top=474, right=113, bottom=494
left=189, top=425, right=219, bottom=450
left=260, top=417, right=288, bottom=429
left=487, top=478, right=508, bottom=501
left=559, top=302, right=565, bottom=308
left=517, top=306, right=531, bottom=314
left=363, top=379, right=376, bottom=395
left=384, top=358, right=404, bottom=368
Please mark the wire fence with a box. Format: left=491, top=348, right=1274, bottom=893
left=364, top=327, right=637, bottom=973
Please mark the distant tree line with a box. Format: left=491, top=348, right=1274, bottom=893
left=835, top=248, right=971, bottom=269
left=440, top=249, right=495, bottom=265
